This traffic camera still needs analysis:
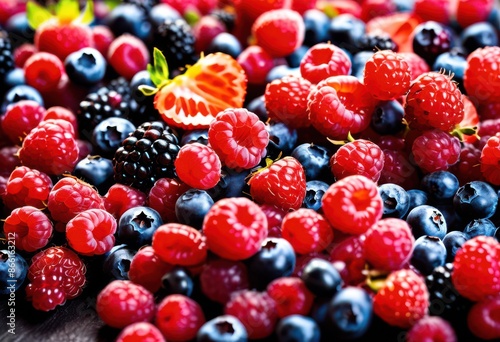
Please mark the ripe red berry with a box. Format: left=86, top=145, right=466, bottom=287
left=1, top=100, right=45, bottom=144
left=174, top=142, right=221, bottom=190
left=147, top=178, right=190, bottom=223
left=96, top=280, right=155, bottom=329
left=300, top=43, right=352, bottom=84
left=104, top=184, right=147, bottom=219
left=413, top=0, right=451, bottom=24
left=0, top=146, right=21, bottom=178
left=23, top=51, right=65, bottom=93
left=399, top=51, right=430, bottom=81
left=1, top=165, right=52, bottom=210
left=467, top=294, right=500, bottom=340
left=456, top=0, right=495, bottom=29
left=261, top=203, right=286, bottom=238
left=378, top=149, right=420, bottom=189
left=107, top=34, right=149, bottom=80
left=406, top=315, right=457, bottom=342
left=321, top=174, right=384, bottom=235
left=155, top=294, right=205, bottom=341
left=411, top=129, right=461, bottom=173
left=91, top=25, right=114, bottom=58
left=236, top=45, right=274, bottom=85
left=203, top=197, right=268, bottom=260
left=266, top=277, right=314, bottom=318
left=480, top=133, right=500, bottom=186
left=449, top=143, right=484, bottom=185
left=128, top=246, right=173, bottom=293
left=3, top=206, right=53, bottom=252
left=13, top=43, right=37, bottom=68
left=116, top=322, right=165, bottom=342
left=43, top=106, right=78, bottom=137
left=329, top=235, right=367, bottom=286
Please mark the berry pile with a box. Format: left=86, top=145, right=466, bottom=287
left=1, top=0, right=500, bottom=341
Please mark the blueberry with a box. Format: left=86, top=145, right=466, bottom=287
left=117, top=206, right=163, bottom=248
left=420, top=170, right=459, bottom=203
left=0, top=249, right=28, bottom=294
left=410, top=235, right=447, bottom=275
left=378, top=183, right=411, bottom=219
left=286, top=45, right=309, bottom=68
left=106, top=3, right=152, bottom=41
left=65, top=47, right=107, bottom=86
left=197, top=315, right=248, bottom=342
left=102, top=244, right=137, bottom=281
left=326, top=287, right=373, bottom=339
left=267, top=122, right=298, bottom=156
left=453, top=181, right=498, bottom=221
left=91, top=117, right=136, bottom=158
left=463, top=218, right=497, bottom=239
left=301, top=258, right=343, bottom=298
left=245, top=95, right=267, bottom=122
left=303, top=9, right=331, bottom=47
left=460, top=21, right=498, bottom=54
left=160, top=267, right=194, bottom=297
left=406, top=189, right=429, bottom=215
left=246, top=238, right=296, bottom=291
left=276, top=314, right=321, bottom=342
left=3, top=68, right=25, bottom=89
left=181, top=129, right=209, bottom=146
left=432, top=49, right=467, bottom=92
left=1, top=84, right=43, bottom=113
left=266, top=65, right=300, bottom=83
left=73, top=155, right=114, bottom=195
left=130, top=69, right=155, bottom=107
left=207, top=32, right=242, bottom=59
left=351, top=51, right=374, bottom=80
left=291, top=143, right=331, bottom=181
left=370, top=100, right=405, bottom=135
left=328, top=14, right=366, bottom=55
left=207, top=167, right=250, bottom=201
left=175, top=189, right=214, bottom=230
left=5, top=12, right=35, bottom=49
left=495, top=227, right=500, bottom=241
left=442, top=231, right=469, bottom=262
left=149, top=3, right=182, bottom=27
left=303, top=180, right=329, bottom=211
left=406, top=205, right=447, bottom=240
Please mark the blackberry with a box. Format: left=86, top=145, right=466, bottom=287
left=113, top=121, right=180, bottom=192
left=355, top=33, right=398, bottom=54
left=152, top=18, right=197, bottom=73
left=209, top=9, right=236, bottom=32
left=0, top=30, right=15, bottom=82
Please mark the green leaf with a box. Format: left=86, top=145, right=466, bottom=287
left=74, top=0, right=94, bottom=25
left=138, top=85, right=159, bottom=97
left=55, top=0, right=80, bottom=23
left=26, top=1, right=54, bottom=29
left=147, top=64, right=163, bottom=88
left=104, top=0, right=121, bottom=10
left=153, top=48, right=169, bottom=81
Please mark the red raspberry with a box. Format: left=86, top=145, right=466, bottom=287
left=116, top=322, right=165, bottom=342
left=456, top=0, right=495, bottom=29
left=236, top=45, right=275, bottom=85
left=25, top=273, right=67, bottom=312
left=478, top=101, right=500, bottom=121
left=413, top=0, right=451, bottom=24
left=300, top=43, right=352, bottom=84
left=248, top=156, right=306, bottom=211
left=405, top=72, right=464, bottom=132
left=363, top=218, right=415, bottom=272
left=104, top=184, right=147, bottom=219
left=264, top=75, right=313, bottom=128
left=452, top=236, right=500, bottom=302
left=467, top=294, right=500, bottom=340
left=411, top=129, right=461, bottom=173
left=200, top=258, right=250, bottom=304
left=1, top=100, right=45, bottom=144
left=66, top=208, right=117, bottom=256
left=477, top=118, right=500, bottom=147
left=399, top=51, right=430, bottom=81
left=266, top=277, right=314, bottom=318
left=224, top=290, right=278, bottom=340
left=480, top=133, right=500, bottom=185
left=0, top=146, right=20, bottom=177
left=252, top=9, right=305, bottom=58
left=360, top=0, right=396, bottom=22
left=3, top=206, right=53, bottom=252
left=128, top=246, right=173, bottom=293
left=330, top=139, right=385, bottom=182
left=2, top=166, right=53, bottom=210
left=307, top=75, right=377, bottom=140
left=147, top=178, right=190, bottom=223
left=193, top=16, right=226, bottom=54
left=174, top=142, right=221, bottom=190
left=378, top=149, right=420, bottom=190
left=43, top=106, right=78, bottom=138
left=464, top=46, right=500, bottom=105
left=208, top=107, right=269, bottom=170
left=449, top=143, right=484, bottom=185
left=373, top=268, right=429, bottom=328
left=155, top=294, right=205, bottom=341
left=23, top=52, right=65, bottom=93
left=281, top=208, right=334, bottom=255
left=260, top=204, right=286, bottom=238
left=160, top=0, right=200, bottom=15
left=203, top=197, right=268, bottom=260
left=234, top=0, right=292, bottom=23
left=107, top=34, right=149, bottom=80
left=91, top=25, right=114, bottom=58
left=47, top=176, right=105, bottom=232
left=329, top=235, right=367, bottom=286
left=321, top=174, right=384, bottom=235
left=406, top=315, right=457, bottom=342
left=152, top=223, right=207, bottom=266
left=96, top=280, right=155, bottom=329
left=363, top=50, right=411, bottom=101
left=18, top=119, right=79, bottom=176
left=13, top=43, right=37, bottom=68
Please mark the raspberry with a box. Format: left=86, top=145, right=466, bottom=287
left=406, top=316, right=457, bottom=342
left=413, top=0, right=451, bottom=24
left=116, top=322, right=165, bottom=342
left=478, top=101, right=500, bottom=121
left=300, top=43, right=352, bottom=84
left=281, top=208, right=334, bottom=255
left=360, top=0, right=396, bottom=22
left=1, top=166, right=52, bottom=210
left=329, top=235, right=367, bottom=286
left=411, top=129, right=461, bottom=173
left=107, top=34, right=149, bottom=80
left=47, top=176, right=105, bottom=232
left=203, top=197, right=268, bottom=260
left=234, top=0, right=292, bottom=24
left=3, top=206, right=53, bottom=252
left=236, top=45, right=275, bottom=85
left=363, top=218, right=415, bottom=272
left=43, top=106, right=79, bottom=138
left=321, top=175, right=384, bottom=235
left=104, top=183, right=147, bottom=219
left=373, top=268, right=429, bottom=329
left=307, top=75, right=377, bottom=140
left=208, top=107, right=269, bottom=170
left=456, top=0, right=495, bottom=29
left=264, top=75, right=313, bottom=128
left=13, top=43, right=37, bottom=68
left=152, top=223, right=207, bottom=266
left=467, top=294, right=500, bottom=340
left=91, top=25, right=114, bottom=58
left=66, top=208, right=117, bottom=256
left=174, top=142, right=221, bottom=190
left=477, top=118, right=500, bottom=147
left=480, top=133, right=500, bottom=186
left=404, top=72, right=464, bottom=132
left=248, top=156, right=306, bottom=212
left=1, top=100, right=45, bottom=144
left=260, top=204, right=286, bottom=238
left=199, top=258, right=250, bottom=304
left=378, top=149, right=420, bottom=190
left=128, top=246, right=173, bottom=293
left=399, top=51, right=430, bottom=81
left=25, top=273, right=67, bottom=312
left=96, top=280, right=155, bottom=329
left=0, top=146, right=20, bottom=177
left=451, top=235, right=500, bottom=302
left=330, top=139, right=385, bottom=183
left=224, top=290, right=278, bottom=340
left=252, top=9, right=305, bottom=58
left=23, top=51, right=65, bottom=93
left=155, top=294, right=205, bottom=341
left=363, top=50, right=411, bottom=101
left=147, top=178, right=190, bottom=223
left=266, top=277, right=314, bottom=318
left=18, top=119, right=80, bottom=176
left=449, top=143, right=484, bottom=185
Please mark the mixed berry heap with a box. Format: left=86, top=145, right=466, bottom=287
left=1, top=0, right=500, bottom=341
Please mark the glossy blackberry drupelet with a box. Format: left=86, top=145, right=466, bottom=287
left=410, top=235, right=447, bottom=276
left=406, top=205, right=447, bottom=240
left=303, top=180, right=329, bottom=212
left=453, top=180, right=498, bottom=221
left=73, top=155, right=115, bottom=195
left=159, top=267, right=194, bottom=297
left=442, top=230, right=469, bottom=262
left=276, top=314, right=321, bottom=342
left=300, top=258, right=343, bottom=298
left=354, top=33, right=398, bottom=54
left=0, top=30, right=15, bottom=83
left=113, top=121, right=181, bottom=192
left=197, top=315, right=248, bottom=342
left=420, top=170, right=460, bottom=203
left=102, top=244, right=137, bottom=281
left=378, top=183, right=411, bottom=219
left=463, top=218, right=497, bottom=239
left=117, top=206, right=163, bottom=248
left=175, top=189, right=214, bottom=230
left=370, top=100, right=405, bottom=135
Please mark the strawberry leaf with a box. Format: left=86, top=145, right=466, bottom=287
left=55, top=0, right=81, bottom=24
left=147, top=48, right=170, bottom=88
left=74, top=0, right=94, bottom=25
left=26, top=1, right=54, bottom=29
left=139, top=85, right=159, bottom=97
left=104, top=0, right=121, bottom=10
